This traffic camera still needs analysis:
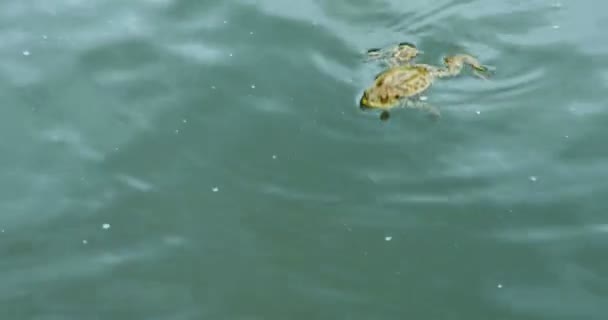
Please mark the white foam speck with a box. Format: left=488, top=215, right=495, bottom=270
left=251, top=84, right=256, bottom=89
left=497, top=283, right=503, bottom=288
left=22, top=50, right=30, bottom=56
left=552, top=25, right=560, bottom=29
left=175, top=129, right=180, bottom=134
left=182, top=119, right=187, bottom=123
left=212, top=187, right=219, bottom=192
left=211, top=85, right=216, bottom=89
left=272, top=155, right=277, bottom=159
left=476, top=110, right=481, bottom=115
left=419, top=96, right=428, bottom=101
left=250, top=31, right=254, bottom=35
left=229, top=53, right=233, bottom=57
left=529, top=176, right=538, bottom=182
left=42, top=35, right=48, bottom=39
left=385, top=236, right=392, bottom=241
left=102, top=223, right=111, bottom=230
left=82, top=240, right=88, bottom=244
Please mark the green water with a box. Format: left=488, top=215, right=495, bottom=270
left=2, top=0, right=608, bottom=319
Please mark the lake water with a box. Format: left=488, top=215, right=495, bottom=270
left=2, top=0, right=608, bottom=319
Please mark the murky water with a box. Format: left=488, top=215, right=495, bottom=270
left=2, top=0, right=607, bottom=319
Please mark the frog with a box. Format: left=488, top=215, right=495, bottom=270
left=360, top=43, right=493, bottom=121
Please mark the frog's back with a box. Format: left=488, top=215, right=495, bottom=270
left=375, top=65, right=432, bottom=97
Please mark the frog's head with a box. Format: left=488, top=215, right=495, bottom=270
left=359, top=86, right=399, bottom=110
left=359, top=91, right=372, bottom=109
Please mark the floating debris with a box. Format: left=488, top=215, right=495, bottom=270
left=476, top=110, right=481, bottom=115
left=212, top=187, right=219, bottom=192
left=497, top=283, right=503, bottom=289
left=22, top=50, right=30, bottom=56
left=102, top=223, right=111, bottom=230
left=529, top=176, right=538, bottom=182
left=82, top=240, right=88, bottom=244
left=384, top=236, right=392, bottom=241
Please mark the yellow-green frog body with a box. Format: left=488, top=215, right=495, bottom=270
left=361, top=43, right=492, bottom=120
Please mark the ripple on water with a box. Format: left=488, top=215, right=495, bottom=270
left=114, top=173, right=155, bottom=192
left=165, top=42, right=226, bottom=65
left=40, top=126, right=105, bottom=162
left=494, top=224, right=608, bottom=244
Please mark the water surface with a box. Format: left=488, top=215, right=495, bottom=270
left=2, top=0, right=607, bottom=319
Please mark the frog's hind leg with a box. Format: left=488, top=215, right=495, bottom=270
left=365, top=48, right=384, bottom=61
left=365, top=48, right=391, bottom=65
left=366, top=43, right=419, bottom=67
left=403, top=99, right=441, bottom=120
left=365, top=48, right=400, bottom=68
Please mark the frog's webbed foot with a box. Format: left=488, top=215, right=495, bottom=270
left=403, top=99, right=441, bottom=121
left=472, top=64, right=495, bottom=81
